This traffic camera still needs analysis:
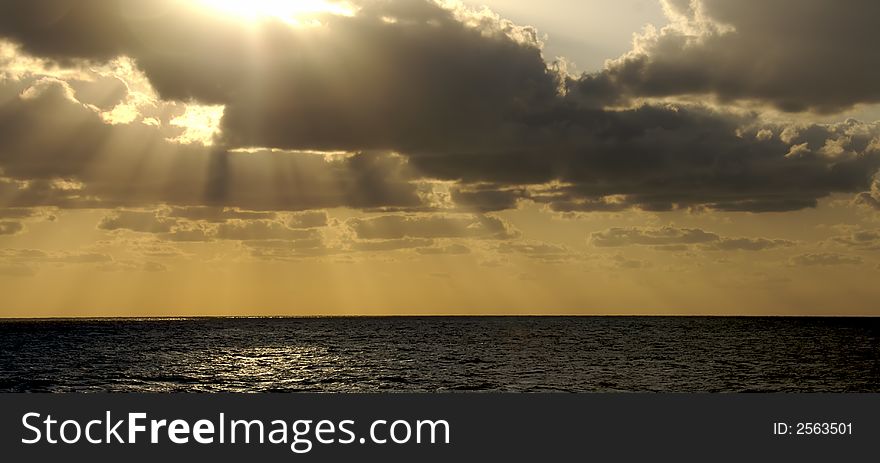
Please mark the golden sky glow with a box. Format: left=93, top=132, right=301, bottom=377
left=195, top=0, right=356, bottom=25
left=1, top=0, right=880, bottom=316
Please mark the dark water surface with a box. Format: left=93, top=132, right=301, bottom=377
left=1, top=317, right=878, bottom=392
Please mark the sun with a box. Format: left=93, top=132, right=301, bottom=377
left=195, top=0, right=356, bottom=24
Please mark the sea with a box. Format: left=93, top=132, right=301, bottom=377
left=1, top=317, right=878, bottom=392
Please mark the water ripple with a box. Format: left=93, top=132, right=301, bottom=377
left=1, top=317, right=878, bottom=392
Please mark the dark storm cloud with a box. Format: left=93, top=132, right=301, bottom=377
left=517, top=113, right=880, bottom=213
left=591, top=226, right=794, bottom=251
left=0, top=0, right=146, bottom=61
left=0, top=78, right=422, bottom=211
left=573, top=0, right=880, bottom=113
left=0, top=0, right=878, bottom=214
left=450, top=187, right=525, bottom=212
left=537, top=196, right=629, bottom=213
left=0, top=0, right=558, bottom=152
left=0, top=77, right=114, bottom=181
left=563, top=114, right=878, bottom=212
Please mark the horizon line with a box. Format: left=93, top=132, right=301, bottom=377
left=1, top=314, right=877, bottom=321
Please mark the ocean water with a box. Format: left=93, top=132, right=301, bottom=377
left=0, top=317, right=878, bottom=392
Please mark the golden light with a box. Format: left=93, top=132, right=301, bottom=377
left=168, top=104, right=225, bottom=145
left=194, top=0, right=356, bottom=25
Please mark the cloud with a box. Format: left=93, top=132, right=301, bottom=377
left=142, top=261, right=167, bottom=272
left=0, top=263, right=35, bottom=277
left=68, top=74, right=129, bottom=110
left=450, top=187, right=524, bottom=212
left=0, top=221, right=24, bottom=235
left=0, top=1, right=557, bottom=151
left=243, top=238, right=336, bottom=260
left=98, top=210, right=174, bottom=233
left=522, top=115, right=880, bottom=214
left=608, top=254, right=651, bottom=270
left=416, top=243, right=471, bottom=255
left=0, top=77, right=423, bottom=211
left=0, top=249, right=48, bottom=261
left=590, top=225, right=793, bottom=251
left=348, top=214, right=518, bottom=240
left=496, top=240, right=575, bottom=263
left=287, top=211, right=329, bottom=229
left=573, top=0, right=880, bottom=113
left=214, top=220, right=318, bottom=241
left=166, top=206, right=276, bottom=223
left=790, top=253, right=863, bottom=267
left=854, top=180, right=880, bottom=211
left=97, top=209, right=329, bottom=243
left=128, top=241, right=187, bottom=258
left=0, top=208, right=48, bottom=220
left=98, top=260, right=168, bottom=273
left=591, top=226, right=719, bottom=247
left=831, top=229, right=880, bottom=251
left=51, top=252, right=112, bottom=264
left=704, top=237, right=795, bottom=252
left=160, top=227, right=214, bottom=243
left=1, top=248, right=113, bottom=271
left=351, top=238, right=434, bottom=252
left=0, top=0, right=877, bottom=217
left=855, top=191, right=880, bottom=210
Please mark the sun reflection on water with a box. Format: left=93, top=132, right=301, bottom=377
left=203, top=345, right=342, bottom=391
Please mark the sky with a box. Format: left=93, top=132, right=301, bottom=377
left=1, top=0, right=880, bottom=317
